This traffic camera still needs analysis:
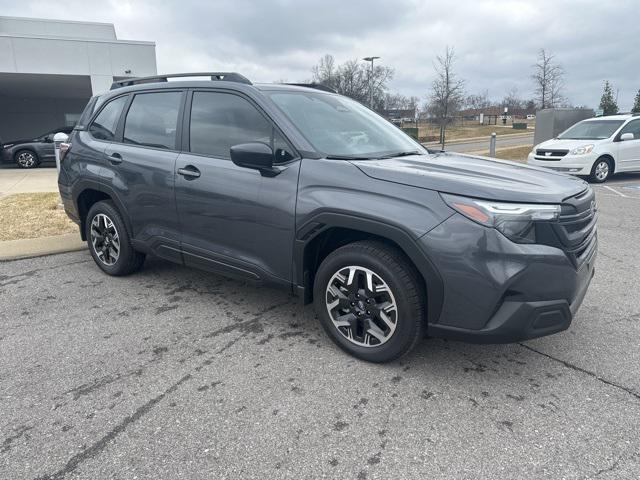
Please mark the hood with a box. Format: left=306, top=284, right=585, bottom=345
left=536, top=138, right=608, bottom=150
left=2, top=138, right=36, bottom=147
left=351, top=152, right=588, bottom=204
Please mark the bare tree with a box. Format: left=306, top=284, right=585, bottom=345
left=464, top=90, right=492, bottom=110
left=384, top=93, right=420, bottom=110
left=501, top=86, right=524, bottom=111
left=311, top=54, right=394, bottom=109
left=428, top=46, right=465, bottom=148
left=531, top=49, right=564, bottom=109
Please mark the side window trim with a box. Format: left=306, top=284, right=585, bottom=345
left=182, top=88, right=300, bottom=163
left=117, top=89, right=187, bottom=151
left=87, top=94, right=130, bottom=142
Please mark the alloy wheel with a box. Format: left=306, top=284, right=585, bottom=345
left=16, top=151, right=36, bottom=168
left=90, top=213, right=120, bottom=266
left=325, top=265, right=398, bottom=347
left=595, top=161, right=609, bottom=181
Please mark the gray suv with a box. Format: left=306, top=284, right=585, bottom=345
left=58, top=72, right=598, bottom=362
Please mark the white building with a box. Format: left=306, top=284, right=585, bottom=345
left=0, top=16, right=157, bottom=140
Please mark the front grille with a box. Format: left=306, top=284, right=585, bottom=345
left=553, top=187, right=598, bottom=267
left=535, top=149, right=569, bottom=160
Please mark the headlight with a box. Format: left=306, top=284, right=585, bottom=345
left=569, top=144, right=594, bottom=155
left=441, top=193, right=560, bottom=244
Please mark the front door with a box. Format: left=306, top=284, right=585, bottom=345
left=616, top=119, right=640, bottom=172
left=175, top=90, right=300, bottom=285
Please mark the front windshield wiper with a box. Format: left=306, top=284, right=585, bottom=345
left=325, top=154, right=375, bottom=160
left=375, top=150, right=424, bottom=159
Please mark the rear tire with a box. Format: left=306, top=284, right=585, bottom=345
left=313, top=240, right=426, bottom=363
left=85, top=200, right=145, bottom=276
left=15, top=150, right=39, bottom=169
left=589, top=157, right=612, bottom=183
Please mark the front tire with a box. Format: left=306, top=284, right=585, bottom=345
left=313, top=241, right=426, bottom=363
left=86, top=200, right=145, bottom=276
left=589, top=157, right=612, bottom=183
left=15, top=150, right=39, bottom=169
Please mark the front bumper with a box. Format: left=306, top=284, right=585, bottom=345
left=527, top=152, right=595, bottom=175
left=420, top=214, right=597, bottom=343
left=1, top=147, right=14, bottom=164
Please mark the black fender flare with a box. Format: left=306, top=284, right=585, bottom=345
left=294, top=211, right=444, bottom=325
left=71, top=179, right=132, bottom=240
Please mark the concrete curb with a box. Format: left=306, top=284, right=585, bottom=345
left=0, top=233, right=86, bottom=261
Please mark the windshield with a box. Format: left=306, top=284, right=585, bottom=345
left=558, top=120, right=624, bottom=140
left=266, top=91, right=425, bottom=158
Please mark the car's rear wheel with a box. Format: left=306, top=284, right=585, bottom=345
left=313, top=241, right=426, bottom=363
left=86, top=200, right=145, bottom=276
left=15, top=150, right=39, bottom=169
left=589, top=157, right=612, bottom=183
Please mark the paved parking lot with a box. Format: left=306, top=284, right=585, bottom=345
left=2, top=176, right=640, bottom=480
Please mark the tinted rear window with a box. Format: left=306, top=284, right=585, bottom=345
left=89, top=96, right=127, bottom=141
left=124, top=92, right=182, bottom=149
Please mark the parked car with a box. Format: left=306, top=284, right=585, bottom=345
left=527, top=114, right=640, bottom=182
left=59, top=72, right=597, bottom=362
left=1, top=126, right=74, bottom=168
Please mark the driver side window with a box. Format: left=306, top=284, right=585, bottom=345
left=620, top=120, right=640, bottom=140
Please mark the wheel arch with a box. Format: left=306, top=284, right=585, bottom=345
left=13, top=148, right=39, bottom=163
left=295, top=212, right=444, bottom=325
left=73, top=181, right=131, bottom=241
left=595, top=153, right=616, bottom=174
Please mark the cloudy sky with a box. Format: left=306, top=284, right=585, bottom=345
left=2, top=0, right=638, bottom=109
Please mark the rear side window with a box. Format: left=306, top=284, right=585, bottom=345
left=89, top=96, right=127, bottom=141
left=189, top=92, right=272, bottom=159
left=124, top=92, right=182, bottom=149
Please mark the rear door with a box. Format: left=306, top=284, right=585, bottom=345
left=174, top=89, right=300, bottom=285
left=616, top=119, right=640, bottom=171
left=103, top=90, right=185, bottom=262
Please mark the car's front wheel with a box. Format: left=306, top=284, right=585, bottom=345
left=589, top=157, right=612, bottom=183
left=313, top=241, right=426, bottom=363
left=86, top=200, right=145, bottom=276
left=14, top=150, right=39, bottom=169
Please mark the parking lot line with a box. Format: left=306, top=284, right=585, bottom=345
left=602, top=185, right=628, bottom=198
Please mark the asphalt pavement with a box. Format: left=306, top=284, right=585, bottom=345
left=1, top=177, right=640, bottom=479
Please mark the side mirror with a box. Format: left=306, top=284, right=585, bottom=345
left=43, top=135, right=54, bottom=143
left=230, top=142, right=277, bottom=174
left=620, top=132, right=635, bottom=141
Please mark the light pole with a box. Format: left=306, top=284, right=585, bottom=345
left=362, top=56, right=380, bottom=109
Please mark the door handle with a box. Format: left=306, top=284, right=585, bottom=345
left=108, top=152, right=122, bottom=165
left=177, top=166, right=201, bottom=179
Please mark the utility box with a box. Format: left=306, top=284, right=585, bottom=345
left=402, top=127, right=419, bottom=140
left=534, top=108, right=594, bottom=145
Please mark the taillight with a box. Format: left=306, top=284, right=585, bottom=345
left=59, top=142, right=71, bottom=162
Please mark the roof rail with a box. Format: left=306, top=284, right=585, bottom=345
left=110, top=72, right=252, bottom=90
left=285, top=83, right=337, bottom=94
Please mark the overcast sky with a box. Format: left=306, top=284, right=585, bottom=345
left=2, top=0, right=638, bottom=110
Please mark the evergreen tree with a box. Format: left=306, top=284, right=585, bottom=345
left=632, top=89, right=640, bottom=114
left=599, top=81, right=618, bottom=115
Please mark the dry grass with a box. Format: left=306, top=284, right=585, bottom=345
left=417, top=123, right=533, bottom=142
left=477, top=145, right=533, bottom=163
left=0, top=192, right=77, bottom=241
